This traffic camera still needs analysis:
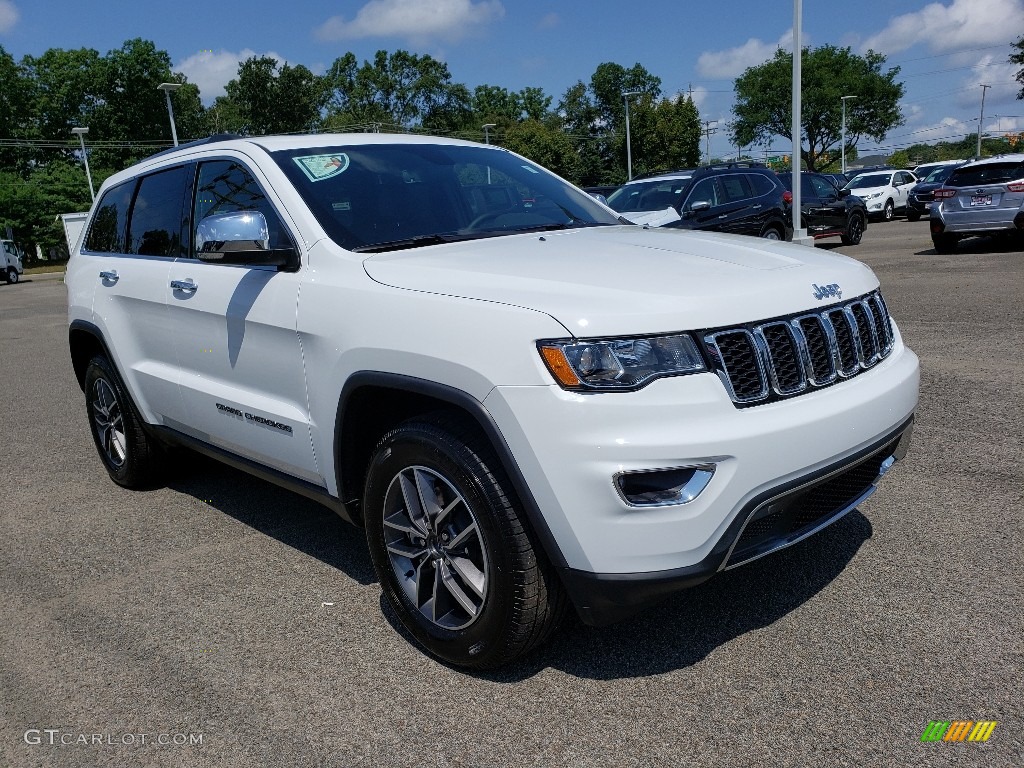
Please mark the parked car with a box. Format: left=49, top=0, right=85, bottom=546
left=821, top=172, right=850, bottom=190
left=582, top=184, right=620, bottom=204
left=843, top=169, right=918, bottom=221
left=911, top=159, right=965, bottom=181
left=66, top=133, right=919, bottom=669
left=777, top=172, right=868, bottom=245
left=930, top=153, right=1024, bottom=253
left=906, top=162, right=968, bottom=221
left=605, top=163, right=793, bottom=240
left=1, top=239, right=25, bottom=284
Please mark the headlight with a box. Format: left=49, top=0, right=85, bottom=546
left=866, top=191, right=883, bottom=199
left=538, top=333, right=706, bottom=391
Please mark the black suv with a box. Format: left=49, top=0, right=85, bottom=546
left=605, top=163, right=793, bottom=240
left=906, top=162, right=966, bottom=221
left=777, top=172, right=869, bottom=245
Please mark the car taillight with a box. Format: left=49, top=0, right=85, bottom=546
left=1006, top=182, right=1024, bottom=192
left=782, top=190, right=793, bottom=204
left=933, top=188, right=956, bottom=199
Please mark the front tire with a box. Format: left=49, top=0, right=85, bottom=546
left=83, top=355, right=163, bottom=488
left=364, top=414, right=566, bottom=669
left=5, top=268, right=17, bottom=284
left=882, top=200, right=895, bottom=221
left=906, top=211, right=921, bottom=222
left=840, top=213, right=865, bottom=245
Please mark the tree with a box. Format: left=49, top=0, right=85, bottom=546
left=1012, top=35, right=1024, bottom=100
left=0, top=45, right=34, bottom=170
left=731, top=46, right=904, bottom=171
left=323, top=50, right=469, bottom=131
left=557, top=62, right=662, bottom=184
left=501, top=119, right=579, bottom=180
left=220, top=56, right=327, bottom=136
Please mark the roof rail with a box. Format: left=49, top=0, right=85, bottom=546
left=145, top=133, right=242, bottom=161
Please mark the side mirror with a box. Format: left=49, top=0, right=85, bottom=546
left=838, top=188, right=850, bottom=199
left=589, top=193, right=608, bottom=205
left=690, top=200, right=711, bottom=212
left=195, top=211, right=298, bottom=270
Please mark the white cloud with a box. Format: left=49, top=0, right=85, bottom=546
left=0, top=0, right=19, bottom=33
left=537, top=12, right=558, bottom=30
left=697, top=30, right=795, bottom=79
left=862, top=0, right=1024, bottom=55
left=902, top=116, right=972, bottom=144
left=953, top=56, right=1020, bottom=109
left=176, top=49, right=284, bottom=104
left=315, top=0, right=504, bottom=43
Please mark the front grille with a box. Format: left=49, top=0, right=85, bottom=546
left=704, top=291, right=894, bottom=407
left=726, top=438, right=895, bottom=567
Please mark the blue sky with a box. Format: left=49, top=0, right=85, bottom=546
left=1, top=0, right=1022, bottom=159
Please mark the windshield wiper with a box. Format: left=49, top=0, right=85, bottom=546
left=352, top=233, right=470, bottom=253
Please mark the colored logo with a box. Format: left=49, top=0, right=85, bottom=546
left=920, top=721, right=997, bottom=742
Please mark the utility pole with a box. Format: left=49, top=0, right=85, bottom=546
left=703, top=120, right=718, bottom=165
left=976, top=84, right=991, bottom=158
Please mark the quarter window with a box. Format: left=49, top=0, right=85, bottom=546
left=84, top=181, right=134, bottom=253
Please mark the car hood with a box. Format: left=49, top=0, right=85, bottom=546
left=846, top=185, right=889, bottom=197
left=362, top=225, right=879, bottom=336
left=911, top=182, right=942, bottom=193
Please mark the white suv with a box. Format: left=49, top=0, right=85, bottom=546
left=844, top=169, right=918, bottom=221
left=67, top=134, right=919, bottom=668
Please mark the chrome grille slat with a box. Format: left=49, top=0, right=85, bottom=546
left=703, top=291, right=896, bottom=408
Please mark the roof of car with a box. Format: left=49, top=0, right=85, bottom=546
left=958, top=153, right=1024, bottom=166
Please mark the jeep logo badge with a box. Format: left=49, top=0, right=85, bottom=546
left=812, top=283, right=842, bottom=300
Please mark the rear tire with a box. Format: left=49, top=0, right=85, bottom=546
left=840, top=214, right=865, bottom=246
left=906, top=212, right=921, bottom=222
left=83, top=355, right=163, bottom=488
left=363, top=414, right=567, bottom=669
left=932, top=233, right=959, bottom=254
left=759, top=224, right=783, bottom=240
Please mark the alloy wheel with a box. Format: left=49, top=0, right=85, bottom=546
left=91, top=378, right=127, bottom=468
left=382, top=465, right=489, bottom=630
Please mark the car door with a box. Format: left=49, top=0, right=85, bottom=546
left=809, top=175, right=847, bottom=232
left=166, top=157, right=320, bottom=485
left=714, top=173, right=759, bottom=235
left=81, top=168, right=190, bottom=426
left=678, top=177, right=723, bottom=229
left=894, top=172, right=915, bottom=208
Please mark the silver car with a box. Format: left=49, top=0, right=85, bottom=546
left=930, top=154, right=1024, bottom=253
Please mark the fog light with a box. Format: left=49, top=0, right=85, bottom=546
left=616, top=465, right=715, bottom=507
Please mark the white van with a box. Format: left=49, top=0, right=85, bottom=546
left=1, top=240, right=25, bottom=284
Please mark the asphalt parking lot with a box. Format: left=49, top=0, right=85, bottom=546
left=1, top=220, right=1021, bottom=768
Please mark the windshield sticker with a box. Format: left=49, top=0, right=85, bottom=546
left=520, top=165, right=540, bottom=174
left=293, top=154, right=350, bottom=182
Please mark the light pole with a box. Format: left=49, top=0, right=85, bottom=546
left=841, top=95, right=857, bottom=175
left=976, top=84, right=991, bottom=158
left=790, top=0, right=812, bottom=245
left=482, top=123, right=496, bottom=183
left=157, top=82, right=183, bottom=146
left=71, top=127, right=95, bottom=202
left=622, top=90, right=642, bottom=180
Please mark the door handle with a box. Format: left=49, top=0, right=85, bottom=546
left=751, top=204, right=763, bottom=210
left=718, top=214, right=728, bottom=219
left=99, top=270, right=119, bottom=283
left=170, top=278, right=198, bottom=293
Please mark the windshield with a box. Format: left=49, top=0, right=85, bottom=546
left=271, top=143, right=619, bottom=252
left=846, top=173, right=891, bottom=189
left=924, top=166, right=957, bottom=184
left=606, top=178, right=691, bottom=213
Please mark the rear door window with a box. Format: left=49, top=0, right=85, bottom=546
left=949, top=162, right=1024, bottom=187
left=719, top=174, right=752, bottom=203
left=127, top=166, right=188, bottom=257
left=84, top=181, right=135, bottom=253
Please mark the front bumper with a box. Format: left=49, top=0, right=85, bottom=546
left=484, top=334, right=919, bottom=624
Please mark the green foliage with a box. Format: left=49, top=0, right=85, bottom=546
left=892, top=133, right=1018, bottom=166
left=501, top=120, right=579, bottom=180
left=732, top=45, right=904, bottom=171
left=1012, top=35, right=1024, bottom=100
left=220, top=56, right=327, bottom=135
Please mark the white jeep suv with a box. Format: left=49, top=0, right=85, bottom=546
left=67, top=134, right=919, bottom=668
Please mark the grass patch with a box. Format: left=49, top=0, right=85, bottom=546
left=24, top=264, right=68, bottom=275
